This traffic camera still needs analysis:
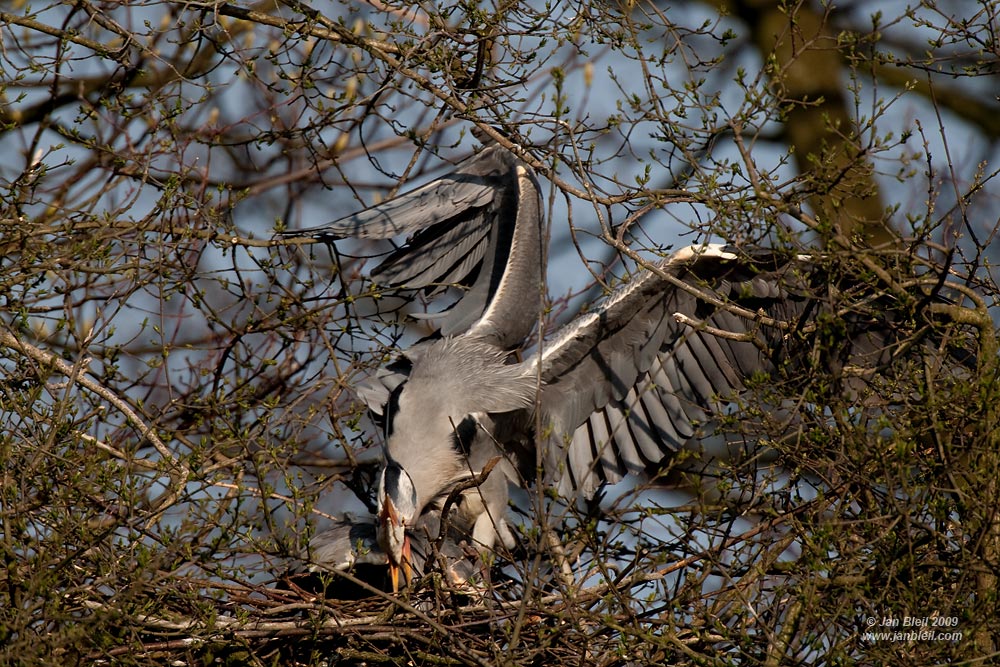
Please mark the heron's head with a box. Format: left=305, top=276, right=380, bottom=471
left=376, top=460, right=417, bottom=591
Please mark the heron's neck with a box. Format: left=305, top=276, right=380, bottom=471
left=387, top=418, right=465, bottom=512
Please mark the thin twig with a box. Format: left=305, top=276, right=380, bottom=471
left=0, top=327, right=189, bottom=509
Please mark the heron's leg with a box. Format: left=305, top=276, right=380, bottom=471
left=471, top=512, right=498, bottom=553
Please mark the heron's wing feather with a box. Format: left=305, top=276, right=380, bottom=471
left=282, top=169, right=499, bottom=242
left=533, top=245, right=806, bottom=496
left=282, top=146, right=544, bottom=348
left=370, top=210, right=492, bottom=290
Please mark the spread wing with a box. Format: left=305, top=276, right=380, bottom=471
left=529, top=245, right=906, bottom=496
left=280, top=145, right=545, bottom=349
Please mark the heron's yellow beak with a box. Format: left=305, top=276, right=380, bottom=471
left=379, top=495, right=413, bottom=593
left=388, top=535, right=412, bottom=593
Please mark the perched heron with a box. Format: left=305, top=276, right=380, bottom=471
left=284, top=145, right=543, bottom=588
left=282, top=145, right=966, bottom=591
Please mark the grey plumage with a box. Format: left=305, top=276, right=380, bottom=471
left=303, top=515, right=388, bottom=571
left=284, top=144, right=968, bottom=583
left=381, top=337, right=525, bottom=552
left=281, top=145, right=544, bottom=348
left=299, top=512, right=479, bottom=590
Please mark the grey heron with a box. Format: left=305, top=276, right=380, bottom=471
left=282, top=145, right=966, bottom=591
left=293, top=510, right=478, bottom=595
